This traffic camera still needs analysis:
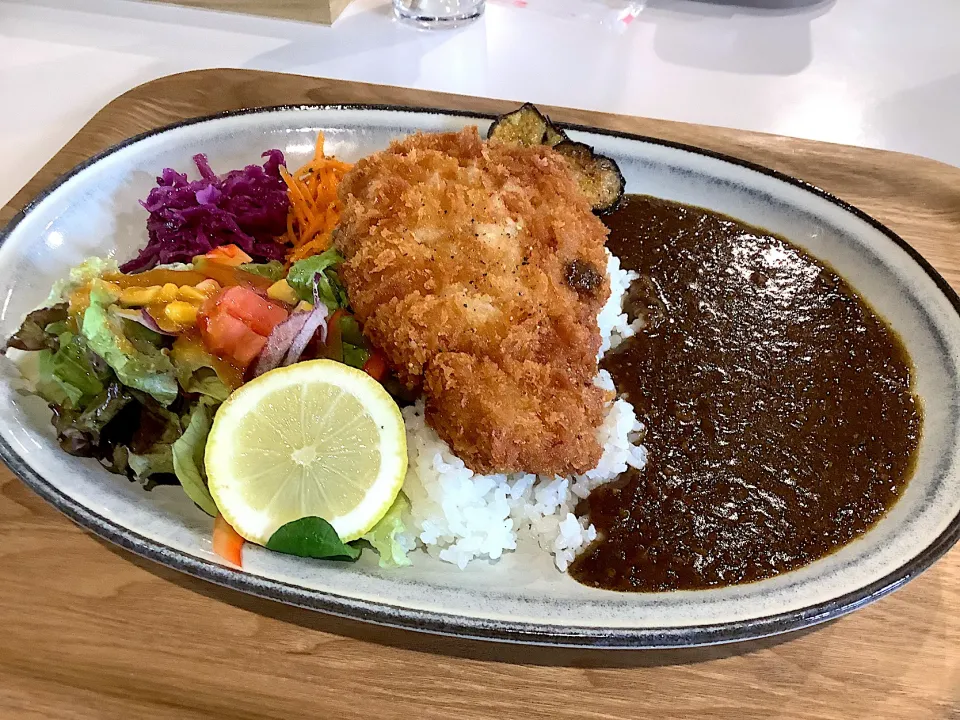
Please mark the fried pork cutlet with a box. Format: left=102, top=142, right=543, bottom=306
left=335, top=127, right=611, bottom=476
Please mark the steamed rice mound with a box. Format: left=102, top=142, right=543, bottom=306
left=399, top=252, right=647, bottom=570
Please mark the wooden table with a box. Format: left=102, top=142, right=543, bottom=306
left=2, top=70, right=959, bottom=719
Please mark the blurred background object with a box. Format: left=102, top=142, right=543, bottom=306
left=394, top=0, right=485, bottom=27
left=144, top=0, right=353, bottom=24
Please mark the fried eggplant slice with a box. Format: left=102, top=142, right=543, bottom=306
left=488, top=103, right=570, bottom=147
left=488, top=103, right=551, bottom=147
left=553, top=140, right=625, bottom=214
left=489, top=104, right=622, bottom=213
left=543, top=122, right=568, bottom=147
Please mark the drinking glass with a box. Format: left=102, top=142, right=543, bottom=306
left=393, top=0, right=485, bottom=28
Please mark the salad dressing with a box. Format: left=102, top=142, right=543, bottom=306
left=103, top=262, right=273, bottom=292
left=171, top=334, right=245, bottom=390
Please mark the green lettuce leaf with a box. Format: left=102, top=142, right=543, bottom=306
left=36, top=350, right=70, bottom=406
left=169, top=340, right=231, bottom=402
left=81, top=280, right=179, bottom=406
left=118, top=317, right=167, bottom=353
left=46, top=257, right=119, bottom=305
left=339, top=316, right=371, bottom=369
left=287, top=248, right=348, bottom=310
left=127, top=447, right=175, bottom=483
left=171, top=400, right=219, bottom=516
left=266, top=517, right=361, bottom=561
left=184, top=371, right=230, bottom=402
left=44, top=320, right=70, bottom=337
left=36, top=332, right=112, bottom=408
left=240, top=261, right=285, bottom=282
left=362, top=493, right=413, bottom=568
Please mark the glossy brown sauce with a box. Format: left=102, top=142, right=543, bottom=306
left=570, top=195, right=922, bottom=591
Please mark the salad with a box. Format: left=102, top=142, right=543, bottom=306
left=3, top=135, right=411, bottom=568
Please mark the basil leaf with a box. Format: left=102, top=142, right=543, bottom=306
left=266, top=517, right=361, bottom=561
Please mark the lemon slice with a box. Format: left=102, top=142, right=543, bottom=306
left=205, top=359, right=407, bottom=545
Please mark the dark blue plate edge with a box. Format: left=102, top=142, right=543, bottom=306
left=1, top=103, right=958, bottom=650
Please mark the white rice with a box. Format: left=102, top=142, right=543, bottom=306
left=598, top=250, right=640, bottom=355
left=399, top=251, right=646, bottom=571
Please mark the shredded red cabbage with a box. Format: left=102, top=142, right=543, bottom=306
left=120, top=150, right=290, bottom=273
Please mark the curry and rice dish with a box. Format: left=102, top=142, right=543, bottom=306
left=3, top=105, right=922, bottom=590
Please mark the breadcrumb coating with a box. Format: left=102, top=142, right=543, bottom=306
left=336, top=127, right=610, bottom=475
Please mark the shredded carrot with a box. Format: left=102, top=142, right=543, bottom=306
left=280, top=132, right=352, bottom=262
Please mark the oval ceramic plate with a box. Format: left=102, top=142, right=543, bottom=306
left=2, top=107, right=960, bottom=649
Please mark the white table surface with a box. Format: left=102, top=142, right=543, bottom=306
left=1, top=0, right=958, bottom=208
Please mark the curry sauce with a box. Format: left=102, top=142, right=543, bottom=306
left=570, top=195, right=922, bottom=591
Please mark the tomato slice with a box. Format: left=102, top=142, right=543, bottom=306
left=217, top=286, right=289, bottom=336
left=233, top=333, right=268, bottom=367
left=203, top=312, right=251, bottom=354
left=198, top=286, right=287, bottom=368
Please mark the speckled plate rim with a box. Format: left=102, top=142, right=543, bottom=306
left=2, top=104, right=959, bottom=649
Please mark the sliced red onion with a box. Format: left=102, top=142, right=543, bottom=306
left=253, top=270, right=332, bottom=377
left=252, top=302, right=328, bottom=376
left=252, top=312, right=310, bottom=377
left=110, top=307, right=178, bottom=336
left=282, top=304, right=328, bottom=367
left=313, top=272, right=323, bottom=307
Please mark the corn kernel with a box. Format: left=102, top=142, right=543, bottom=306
left=177, top=285, right=206, bottom=303
left=267, top=279, right=299, bottom=305
left=294, top=301, right=314, bottom=313
left=164, top=301, right=198, bottom=326
left=195, top=279, right=222, bottom=296
left=118, top=285, right=161, bottom=307
left=159, top=283, right=180, bottom=302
